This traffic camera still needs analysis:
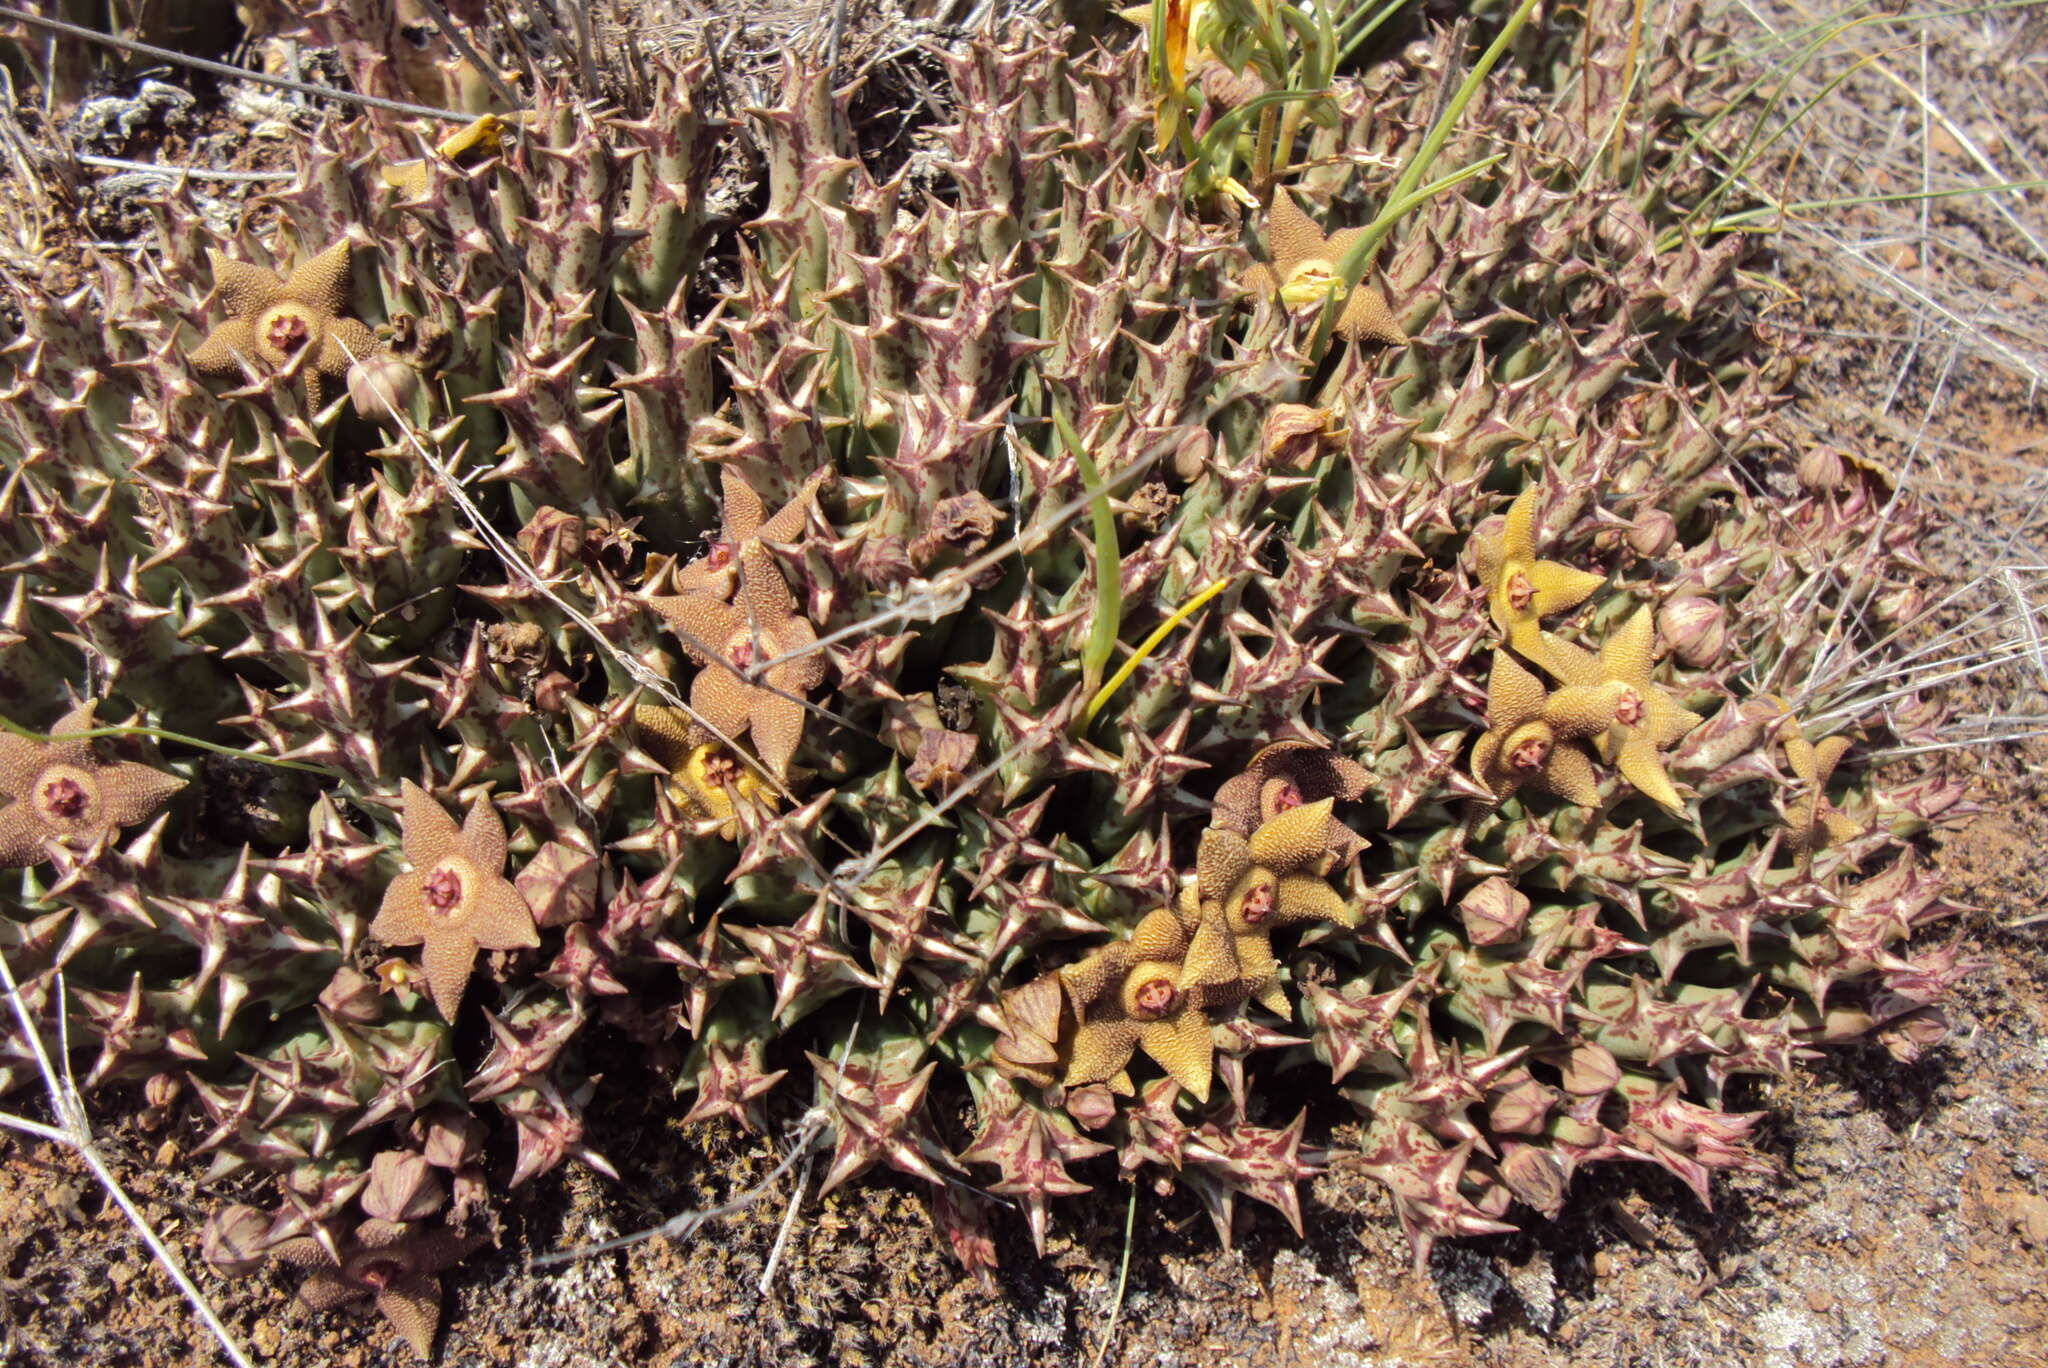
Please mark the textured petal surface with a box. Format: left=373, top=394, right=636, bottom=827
left=466, top=878, right=539, bottom=951
left=94, top=758, right=186, bottom=828
left=1274, top=874, right=1353, bottom=927
left=374, top=1274, right=442, bottom=1359
left=1615, top=731, right=1684, bottom=810
left=749, top=687, right=807, bottom=781
left=419, top=929, right=480, bottom=1021
left=459, top=793, right=507, bottom=873
left=282, top=240, right=354, bottom=315
left=1246, top=798, right=1334, bottom=874
left=735, top=542, right=799, bottom=636
left=1196, top=826, right=1251, bottom=905
left=1139, top=1009, right=1214, bottom=1103
left=1265, top=190, right=1325, bottom=276
left=399, top=779, right=463, bottom=870
left=0, top=733, right=44, bottom=798
left=189, top=318, right=261, bottom=378
left=719, top=464, right=767, bottom=543
left=1335, top=278, right=1406, bottom=345
left=650, top=593, right=743, bottom=666
left=1486, top=652, right=1546, bottom=730
left=1063, top=1017, right=1140, bottom=1087
left=317, top=316, right=377, bottom=375
left=370, top=870, right=429, bottom=946
left=1540, top=745, right=1601, bottom=806
left=207, top=251, right=286, bottom=318
left=0, top=802, right=47, bottom=867
left=766, top=617, right=827, bottom=694
left=690, top=664, right=755, bottom=744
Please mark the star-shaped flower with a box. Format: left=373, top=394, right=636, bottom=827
left=1243, top=190, right=1406, bottom=346
left=1186, top=800, right=1358, bottom=1015
left=369, top=780, right=540, bottom=1021
left=270, top=1218, right=482, bottom=1360
left=0, top=701, right=184, bottom=867
left=1781, top=725, right=1863, bottom=855
left=190, top=241, right=377, bottom=410
left=1061, top=953, right=1217, bottom=1104
left=1210, top=738, right=1371, bottom=862
left=1056, top=905, right=1193, bottom=1022
left=645, top=468, right=829, bottom=781
left=1539, top=606, right=1703, bottom=811
left=1473, top=488, right=1605, bottom=660
left=634, top=704, right=776, bottom=840
left=1470, top=651, right=1620, bottom=807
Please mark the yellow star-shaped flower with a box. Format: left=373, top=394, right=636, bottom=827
left=1061, top=955, right=1216, bottom=1104
left=634, top=705, right=778, bottom=840
left=1539, top=606, right=1702, bottom=811
left=1470, top=651, right=1621, bottom=807
left=1473, top=488, right=1605, bottom=661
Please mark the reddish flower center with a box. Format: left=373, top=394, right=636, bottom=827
left=423, top=864, right=467, bottom=918
left=37, top=770, right=92, bottom=821
left=356, top=1258, right=404, bottom=1291
left=1238, top=882, right=1276, bottom=926
left=1132, top=978, right=1179, bottom=1018
left=1509, top=735, right=1551, bottom=771
left=728, top=636, right=757, bottom=670
left=1612, top=686, right=1644, bottom=727
left=263, top=309, right=312, bottom=356
left=1506, top=570, right=1534, bottom=612
left=702, top=752, right=741, bottom=789
left=1268, top=780, right=1304, bottom=813
left=705, top=541, right=734, bottom=569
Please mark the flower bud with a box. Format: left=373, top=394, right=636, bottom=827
left=347, top=352, right=421, bottom=421
left=1457, top=876, right=1530, bottom=946
left=1797, top=445, right=1847, bottom=493
left=361, top=1150, right=445, bottom=1223
left=200, top=1203, right=273, bottom=1276
left=1626, top=508, right=1676, bottom=558
left=1657, top=595, right=1726, bottom=668
left=318, top=966, right=383, bottom=1024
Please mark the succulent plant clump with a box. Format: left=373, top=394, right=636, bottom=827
left=0, top=0, right=1976, bottom=1351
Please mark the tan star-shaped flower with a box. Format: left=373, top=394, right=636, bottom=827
left=1781, top=726, right=1863, bottom=855
left=369, top=780, right=539, bottom=1021
left=1539, top=606, right=1703, bottom=811
left=1061, top=954, right=1217, bottom=1104
left=1470, top=651, right=1620, bottom=807
left=634, top=704, right=777, bottom=840
left=190, top=240, right=377, bottom=410
left=645, top=468, right=830, bottom=781
left=1056, top=905, right=1194, bottom=1022
left=270, top=1218, right=482, bottom=1360
left=1185, top=800, right=1358, bottom=1015
left=1243, top=190, right=1406, bottom=346
left=1473, top=488, right=1606, bottom=661
left=0, top=701, right=184, bottom=867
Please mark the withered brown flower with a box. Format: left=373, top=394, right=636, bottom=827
left=369, top=780, right=539, bottom=1021
left=0, top=701, right=184, bottom=867
left=1210, top=738, right=1370, bottom=863
left=190, top=241, right=377, bottom=410
left=1244, top=190, right=1406, bottom=346
left=271, top=1219, right=481, bottom=1360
